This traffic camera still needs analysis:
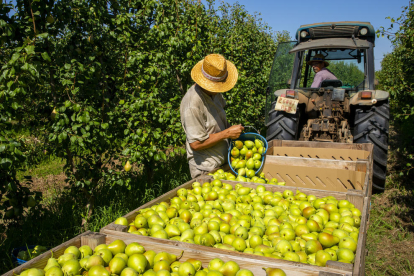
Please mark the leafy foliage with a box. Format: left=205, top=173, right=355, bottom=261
left=377, top=1, right=414, bottom=174
left=0, top=0, right=287, bottom=223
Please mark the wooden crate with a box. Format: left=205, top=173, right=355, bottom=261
left=267, top=140, right=373, bottom=198
left=101, top=177, right=370, bottom=276
left=209, top=140, right=373, bottom=197
left=3, top=231, right=357, bottom=276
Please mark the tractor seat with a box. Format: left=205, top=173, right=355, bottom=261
left=321, top=79, right=343, bottom=88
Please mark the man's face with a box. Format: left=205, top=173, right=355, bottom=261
left=311, top=61, right=325, bottom=73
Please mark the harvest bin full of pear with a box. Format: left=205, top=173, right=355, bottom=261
left=101, top=176, right=370, bottom=276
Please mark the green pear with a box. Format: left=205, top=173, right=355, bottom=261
left=315, top=250, right=332, bottom=267
left=262, top=268, right=286, bottom=276
left=115, top=252, right=129, bottom=262
left=337, top=248, right=355, bottom=263
left=121, top=268, right=140, bottom=276
left=209, top=258, right=224, bottom=271
left=235, top=160, right=246, bottom=169
left=239, top=146, right=248, bottom=156
left=178, top=262, right=196, bottom=276
left=219, top=261, right=240, bottom=276
left=153, top=260, right=170, bottom=272
left=339, top=237, right=357, bottom=252
left=128, top=254, right=148, bottom=274
left=109, top=257, right=127, bottom=274
left=165, top=224, right=181, bottom=238
left=95, top=249, right=112, bottom=266
left=44, top=258, right=60, bottom=271
left=254, top=160, right=262, bottom=170
left=125, top=242, right=145, bottom=256
left=234, top=140, right=243, bottom=150
left=44, top=266, right=63, bottom=276
left=231, top=237, right=247, bottom=252
left=283, top=252, right=300, bottom=262
left=135, top=216, right=148, bottom=228
left=64, top=246, right=81, bottom=259
left=61, top=259, right=81, bottom=275
left=23, top=269, right=45, bottom=276
left=231, top=148, right=240, bottom=158
left=93, top=244, right=108, bottom=252
left=187, top=258, right=202, bottom=271
left=274, top=240, right=292, bottom=254
left=107, top=239, right=126, bottom=255
left=154, top=251, right=183, bottom=265
left=85, top=255, right=104, bottom=269
left=79, top=245, right=93, bottom=258
left=318, top=232, right=339, bottom=248
left=88, top=265, right=110, bottom=276
left=252, top=153, right=262, bottom=161
left=115, top=217, right=128, bottom=226
left=324, top=249, right=338, bottom=261
left=305, top=240, right=323, bottom=254
left=57, top=253, right=76, bottom=266
left=235, top=269, right=253, bottom=276
left=246, top=159, right=255, bottom=170
left=244, top=140, right=254, bottom=149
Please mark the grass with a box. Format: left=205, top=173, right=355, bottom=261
left=364, top=126, right=414, bottom=276
left=0, top=153, right=191, bottom=273
left=16, top=156, right=65, bottom=182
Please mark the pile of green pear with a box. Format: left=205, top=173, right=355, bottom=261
left=17, top=246, right=48, bottom=261
left=17, top=239, right=256, bottom=276
left=116, top=180, right=362, bottom=267
left=227, top=139, right=266, bottom=180
left=208, top=169, right=285, bottom=186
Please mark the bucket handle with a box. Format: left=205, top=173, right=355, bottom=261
left=243, top=125, right=259, bottom=134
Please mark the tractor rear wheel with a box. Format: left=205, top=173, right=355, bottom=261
left=353, top=101, right=389, bottom=192
left=266, top=100, right=300, bottom=141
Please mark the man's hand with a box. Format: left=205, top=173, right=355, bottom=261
left=189, top=124, right=244, bottom=151
left=226, top=125, right=244, bottom=139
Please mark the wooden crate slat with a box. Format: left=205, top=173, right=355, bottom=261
left=1, top=231, right=92, bottom=276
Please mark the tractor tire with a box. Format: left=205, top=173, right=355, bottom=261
left=353, top=101, right=389, bottom=192
left=266, top=100, right=300, bottom=141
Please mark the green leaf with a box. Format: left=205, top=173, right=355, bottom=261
left=41, top=52, right=51, bottom=62
left=36, top=33, right=49, bottom=38
left=25, top=45, right=35, bottom=55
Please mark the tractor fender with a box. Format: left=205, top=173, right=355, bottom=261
left=349, top=90, right=389, bottom=105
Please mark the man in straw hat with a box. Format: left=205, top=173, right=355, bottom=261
left=180, top=54, right=244, bottom=178
left=308, top=54, right=338, bottom=88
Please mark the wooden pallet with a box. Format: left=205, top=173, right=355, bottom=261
left=101, top=177, right=370, bottom=276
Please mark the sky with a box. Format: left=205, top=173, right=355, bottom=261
left=206, top=0, right=411, bottom=70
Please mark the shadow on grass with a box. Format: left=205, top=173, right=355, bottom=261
left=0, top=154, right=191, bottom=273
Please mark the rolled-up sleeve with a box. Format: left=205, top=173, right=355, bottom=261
left=182, top=107, right=209, bottom=143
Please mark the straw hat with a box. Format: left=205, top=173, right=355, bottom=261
left=191, top=54, right=238, bottom=93
left=307, top=54, right=329, bottom=67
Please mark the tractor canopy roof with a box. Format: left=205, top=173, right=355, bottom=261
left=295, top=21, right=376, bottom=42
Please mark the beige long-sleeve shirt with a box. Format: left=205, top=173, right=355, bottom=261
left=180, top=84, right=230, bottom=172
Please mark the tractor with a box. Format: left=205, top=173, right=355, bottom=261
left=265, top=22, right=389, bottom=192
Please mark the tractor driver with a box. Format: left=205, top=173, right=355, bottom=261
left=180, top=54, right=244, bottom=178
left=308, top=54, right=338, bottom=88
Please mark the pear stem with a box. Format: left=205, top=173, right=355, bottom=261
left=177, top=250, right=184, bottom=260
